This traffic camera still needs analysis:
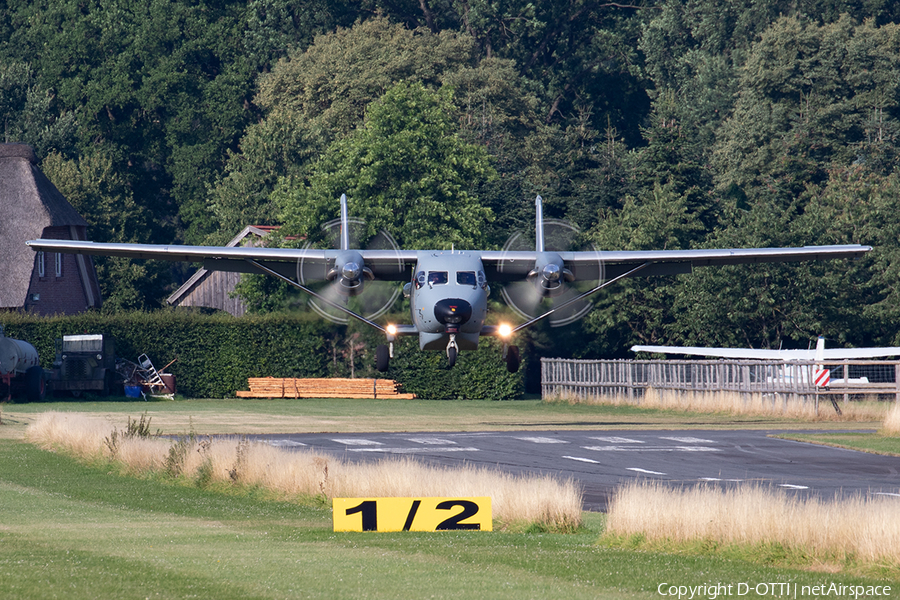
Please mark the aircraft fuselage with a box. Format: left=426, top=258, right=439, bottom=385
left=409, top=251, right=488, bottom=351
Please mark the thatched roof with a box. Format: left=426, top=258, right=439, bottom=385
left=0, top=143, right=90, bottom=308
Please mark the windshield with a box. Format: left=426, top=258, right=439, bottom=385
left=428, top=271, right=448, bottom=285
left=457, top=271, right=476, bottom=286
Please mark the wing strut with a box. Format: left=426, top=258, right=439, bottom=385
left=512, top=262, right=653, bottom=333
left=246, top=258, right=385, bottom=333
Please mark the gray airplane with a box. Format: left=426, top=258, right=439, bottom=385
left=27, top=195, right=871, bottom=373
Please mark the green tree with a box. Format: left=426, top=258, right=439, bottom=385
left=584, top=181, right=706, bottom=352
left=2, top=0, right=259, bottom=242
left=0, top=60, right=76, bottom=156
left=41, top=149, right=170, bottom=310
left=275, top=82, right=496, bottom=250
left=713, top=16, right=900, bottom=209
left=207, top=17, right=479, bottom=243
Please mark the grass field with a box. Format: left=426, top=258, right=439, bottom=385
left=0, top=396, right=885, bottom=440
left=0, top=398, right=896, bottom=598
left=2, top=438, right=896, bottom=599
left=774, top=431, right=900, bottom=456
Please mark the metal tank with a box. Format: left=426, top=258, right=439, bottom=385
left=0, top=325, right=44, bottom=401
left=0, top=328, right=40, bottom=376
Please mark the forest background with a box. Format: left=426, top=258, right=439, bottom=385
left=4, top=0, right=900, bottom=365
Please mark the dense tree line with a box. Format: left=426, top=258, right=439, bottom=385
left=3, top=1, right=900, bottom=357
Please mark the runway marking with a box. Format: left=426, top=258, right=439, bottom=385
left=582, top=445, right=722, bottom=452
left=516, top=436, right=568, bottom=444
left=699, top=477, right=744, bottom=482
left=563, top=456, right=601, bottom=464
left=332, top=438, right=382, bottom=446
left=778, top=484, right=809, bottom=490
left=347, top=447, right=480, bottom=454
left=406, top=437, right=456, bottom=445
left=590, top=436, right=644, bottom=444
left=874, top=492, right=900, bottom=497
left=266, top=440, right=307, bottom=447
left=627, top=468, right=666, bottom=475
left=660, top=436, right=716, bottom=444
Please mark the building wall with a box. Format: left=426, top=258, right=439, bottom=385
left=23, top=226, right=100, bottom=315
left=175, top=270, right=247, bottom=316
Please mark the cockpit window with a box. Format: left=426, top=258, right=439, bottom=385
left=457, top=271, right=477, bottom=286
left=428, top=271, right=448, bottom=285
left=415, top=271, right=426, bottom=289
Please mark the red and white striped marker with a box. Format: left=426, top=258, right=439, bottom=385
left=814, top=367, right=830, bottom=387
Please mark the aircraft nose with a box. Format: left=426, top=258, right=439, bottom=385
left=434, top=299, right=473, bottom=326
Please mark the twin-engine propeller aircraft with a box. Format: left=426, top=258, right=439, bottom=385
left=28, top=195, right=871, bottom=373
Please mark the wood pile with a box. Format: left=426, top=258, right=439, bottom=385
left=236, top=378, right=415, bottom=399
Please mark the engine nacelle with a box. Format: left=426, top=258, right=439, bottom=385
left=326, top=250, right=374, bottom=296
left=527, top=252, right=574, bottom=297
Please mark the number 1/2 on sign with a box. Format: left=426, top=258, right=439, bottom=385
left=333, top=497, right=492, bottom=532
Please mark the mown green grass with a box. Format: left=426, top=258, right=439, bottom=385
left=774, top=431, right=900, bottom=456
left=1, top=438, right=896, bottom=599
left=1, top=396, right=878, bottom=440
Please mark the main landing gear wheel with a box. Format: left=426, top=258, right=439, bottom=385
left=376, top=344, right=390, bottom=372
left=505, top=345, right=520, bottom=373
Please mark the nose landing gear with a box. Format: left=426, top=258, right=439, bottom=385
left=446, top=334, right=459, bottom=368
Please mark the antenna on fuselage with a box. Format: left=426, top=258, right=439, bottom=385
left=340, top=193, right=350, bottom=251
left=535, top=195, right=545, bottom=253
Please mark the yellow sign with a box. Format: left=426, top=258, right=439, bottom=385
left=333, top=497, right=492, bottom=532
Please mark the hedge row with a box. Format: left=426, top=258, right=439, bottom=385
left=1, top=311, right=524, bottom=400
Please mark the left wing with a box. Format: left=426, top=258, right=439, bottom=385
left=481, top=245, right=871, bottom=282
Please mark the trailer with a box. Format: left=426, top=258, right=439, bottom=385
left=50, top=334, right=118, bottom=396
left=0, top=325, right=46, bottom=402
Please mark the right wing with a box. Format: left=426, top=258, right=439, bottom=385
left=25, top=240, right=418, bottom=281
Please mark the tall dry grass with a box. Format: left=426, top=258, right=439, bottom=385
left=882, top=401, right=900, bottom=436
left=25, top=412, right=582, bottom=531
left=549, top=388, right=888, bottom=421
left=606, top=480, right=900, bottom=568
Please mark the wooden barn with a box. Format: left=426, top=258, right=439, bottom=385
left=0, top=143, right=102, bottom=315
left=166, top=225, right=276, bottom=316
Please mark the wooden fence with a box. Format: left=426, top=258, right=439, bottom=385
left=541, top=357, right=900, bottom=402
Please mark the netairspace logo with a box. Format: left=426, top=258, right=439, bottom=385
left=657, top=582, right=893, bottom=599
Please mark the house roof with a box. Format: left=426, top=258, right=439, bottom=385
left=0, top=143, right=90, bottom=308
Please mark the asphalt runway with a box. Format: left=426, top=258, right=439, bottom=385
left=246, top=429, right=900, bottom=511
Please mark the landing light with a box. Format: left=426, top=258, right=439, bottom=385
left=498, top=323, right=513, bottom=338
left=386, top=324, right=397, bottom=336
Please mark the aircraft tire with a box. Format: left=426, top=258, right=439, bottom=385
left=506, top=345, right=520, bottom=373
left=376, top=344, right=390, bottom=372
left=25, top=366, right=46, bottom=402
left=447, top=346, right=458, bottom=368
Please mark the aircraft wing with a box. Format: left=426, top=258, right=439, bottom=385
left=632, top=345, right=900, bottom=360
left=25, top=240, right=419, bottom=281
left=481, top=245, right=871, bottom=282
left=631, top=345, right=817, bottom=360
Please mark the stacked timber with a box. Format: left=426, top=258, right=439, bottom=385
left=236, top=378, right=415, bottom=399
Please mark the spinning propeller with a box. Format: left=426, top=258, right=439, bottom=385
left=295, top=195, right=403, bottom=324
left=499, top=197, right=604, bottom=327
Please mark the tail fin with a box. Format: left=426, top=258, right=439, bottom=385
left=535, top=195, right=545, bottom=253
left=340, top=193, right=350, bottom=251
left=815, top=335, right=825, bottom=362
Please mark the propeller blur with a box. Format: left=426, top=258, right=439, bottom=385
left=27, top=195, right=872, bottom=373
